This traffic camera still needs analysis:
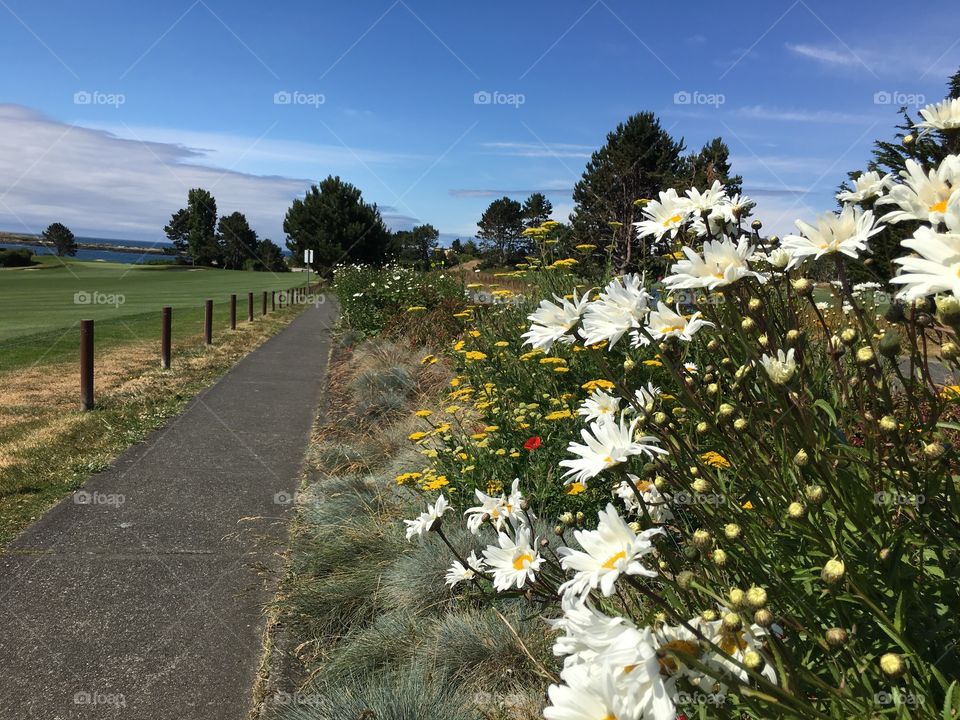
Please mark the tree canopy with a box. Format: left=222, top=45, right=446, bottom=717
left=42, top=222, right=76, bottom=257
left=477, top=197, right=526, bottom=266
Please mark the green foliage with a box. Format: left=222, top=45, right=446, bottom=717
left=396, top=223, right=440, bottom=269
left=217, top=211, right=258, bottom=271
left=682, top=137, right=742, bottom=195
left=0, top=248, right=34, bottom=267
left=163, top=207, right=190, bottom=255
left=332, top=263, right=464, bottom=337
left=284, top=176, right=395, bottom=273
left=522, top=192, right=554, bottom=229
left=186, top=188, right=220, bottom=266
left=41, top=222, right=76, bottom=257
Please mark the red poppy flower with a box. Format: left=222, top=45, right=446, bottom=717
left=523, top=436, right=542, bottom=452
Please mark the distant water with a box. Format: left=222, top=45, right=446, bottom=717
left=0, top=237, right=175, bottom=264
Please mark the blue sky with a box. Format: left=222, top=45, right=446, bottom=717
left=1, top=0, right=958, bottom=245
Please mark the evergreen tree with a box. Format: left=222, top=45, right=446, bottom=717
left=569, top=112, right=686, bottom=271
left=476, top=197, right=525, bottom=266
left=397, top=224, right=440, bottom=269
left=256, top=239, right=288, bottom=272
left=186, top=188, right=221, bottom=266
left=216, top=212, right=259, bottom=270
left=682, top=138, right=743, bottom=195
left=521, top=192, right=554, bottom=228
left=163, top=208, right=190, bottom=256
left=42, top=222, right=76, bottom=257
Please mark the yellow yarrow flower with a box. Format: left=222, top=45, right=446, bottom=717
left=544, top=409, right=574, bottom=421
left=415, top=409, right=433, bottom=417
left=408, top=431, right=428, bottom=441
left=406, top=306, right=427, bottom=312
left=701, top=451, right=732, bottom=469
left=566, top=482, right=587, bottom=496
left=420, top=354, right=437, bottom=365
left=464, top=350, right=488, bottom=361
left=582, top=379, right=616, bottom=392
left=394, top=472, right=422, bottom=485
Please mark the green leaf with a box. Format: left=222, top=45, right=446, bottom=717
left=814, top=399, right=838, bottom=426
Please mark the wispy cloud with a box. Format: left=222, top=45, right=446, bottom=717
left=785, top=41, right=960, bottom=79
left=736, top=105, right=877, bottom=124
left=479, top=141, right=594, bottom=159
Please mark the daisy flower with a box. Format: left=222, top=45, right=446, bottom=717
left=876, top=156, right=960, bottom=225
left=616, top=475, right=674, bottom=524
left=760, top=348, right=797, bottom=385
left=560, top=414, right=667, bottom=486
left=636, top=301, right=713, bottom=345
left=663, top=238, right=767, bottom=290
left=445, top=551, right=485, bottom=587
left=698, top=612, right=777, bottom=686
left=522, top=292, right=591, bottom=351
left=915, top=97, right=960, bottom=135
left=403, top=494, right=450, bottom=541
left=464, top=478, right=525, bottom=534
left=558, top=503, right=662, bottom=597
left=482, top=530, right=543, bottom=591
left=634, top=188, right=692, bottom=241
left=837, top=170, right=894, bottom=204
left=890, top=194, right=960, bottom=299
left=780, top=204, right=883, bottom=263
left=685, top=180, right=728, bottom=215
left=581, top=274, right=650, bottom=348
left=631, top=382, right=662, bottom=412
left=578, top=388, right=622, bottom=423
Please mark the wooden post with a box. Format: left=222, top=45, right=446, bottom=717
left=80, top=320, right=94, bottom=410
left=262, top=291, right=267, bottom=316
left=271, top=290, right=275, bottom=312
left=161, top=307, right=172, bottom=369
left=247, top=292, right=254, bottom=322
left=204, top=299, right=213, bottom=345
left=230, top=294, right=237, bottom=330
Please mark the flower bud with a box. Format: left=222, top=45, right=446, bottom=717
left=575, top=511, right=585, bottom=526
left=701, top=609, right=717, bottom=622
left=840, top=328, right=858, bottom=345
left=793, top=449, right=810, bottom=467
left=741, top=317, right=756, bottom=332
left=885, top=302, right=906, bottom=322
left=711, top=548, right=728, bottom=566
left=937, top=295, right=960, bottom=327
left=722, top=612, right=742, bottom=631
left=718, top=403, right=735, bottom=419
left=943, top=342, right=960, bottom=361
left=724, top=523, right=741, bottom=540
left=821, top=557, right=846, bottom=585
left=745, top=586, right=768, bottom=609
left=654, top=475, right=667, bottom=490
left=923, top=442, right=945, bottom=460
left=692, top=478, right=710, bottom=493
left=786, top=329, right=801, bottom=345
left=878, top=330, right=902, bottom=358
left=653, top=411, right=669, bottom=426
left=825, top=627, right=847, bottom=648
left=828, top=335, right=846, bottom=356
left=728, top=588, right=745, bottom=607
left=696, top=421, right=710, bottom=433
left=743, top=650, right=763, bottom=670
left=553, top=524, right=565, bottom=536
left=805, top=485, right=825, bottom=505
left=754, top=609, right=773, bottom=627
left=733, top=418, right=748, bottom=432
left=751, top=219, right=762, bottom=231
left=677, top=570, right=695, bottom=589
left=787, top=501, right=806, bottom=519
left=692, top=529, right=712, bottom=549
left=758, top=333, right=769, bottom=348
left=707, top=339, right=719, bottom=352
left=903, top=133, right=915, bottom=146
left=855, top=346, right=875, bottom=365
left=748, top=298, right=762, bottom=312
left=792, top=278, right=813, bottom=296
left=706, top=382, right=719, bottom=396
left=880, top=653, right=905, bottom=678
left=559, top=511, right=574, bottom=526
left=879, top=415, right=898, bottom=433
left=623, top=357, right=636, bottom=371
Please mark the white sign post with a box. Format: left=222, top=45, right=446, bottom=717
left=304, top=249, right=314, bottom=290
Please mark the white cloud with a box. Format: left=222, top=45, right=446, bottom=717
left=736, top=105, right=877, bottom=125
left=785, top=41, right=959, bottom=80
left=0, top=105, right=422, bottom=241
left=479, top=141, right=594, bottom=159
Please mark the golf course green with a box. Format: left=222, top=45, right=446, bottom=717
left=0, top=256, right=308, bottom=371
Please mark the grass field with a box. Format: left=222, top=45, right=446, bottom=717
left=0, top=256, right=308, bottom=371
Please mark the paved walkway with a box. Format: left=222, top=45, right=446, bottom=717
left=0, top=301, right=336, bottom=719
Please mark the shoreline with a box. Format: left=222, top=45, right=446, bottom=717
left=0, top=232, right=171, bottom=256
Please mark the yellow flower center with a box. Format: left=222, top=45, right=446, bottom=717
left=513, top=552, right=533, bottom=570
left=603, top=455, right=615, bottom=465
left=602, top=550, right=627, bottom=569
left=930, top=198, right=948, bottom=214
left=663, top=213, right=682, bottom=227
left=659, top=323, right=686, bottom=333
left=658, top=639, right=701, bottom=673
left=719, top=630, right=748, bottom=655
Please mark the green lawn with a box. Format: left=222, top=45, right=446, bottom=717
left=0, top=256, right=307, bottom=371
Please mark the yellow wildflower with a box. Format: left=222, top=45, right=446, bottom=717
left=566, top=482, right=587, bottom=496
left=582, top=379, right=616, bottom=392
left=701, top=451, right=732, bottom=469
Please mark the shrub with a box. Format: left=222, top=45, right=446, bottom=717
left=0, top=248, right=34, bottom=267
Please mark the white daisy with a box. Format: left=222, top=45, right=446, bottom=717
left=837, top=170, right=894, bottom=204
left=915, top=97, right=960, bottom=135
left=558, top=503, right=663, bottom=597
left=685, top=180, right=728, bottom=215
left=759, top=348, right=797, bottom=385
left=698, top=613, right=777, bottom=686
left=581, top=274, right=650, bottom=349
left=780, top=205, right=883, bottom=263
left=634, top=188, right=692, bottom=241
left=616, top=475, right=674, bottom=524
left=522, top=292, right=591, bottom=351
left=663, top=238, right=767, bottom=290
left=560, top=414, right=666, bottom=487
left=578, top=389, right=622, bottom=423
left=464, top=478, right=525, bottom=534
left=631, top=382, right=662, bottom=412
left=445, top=551, right=485, bottom=587
left=890, top=194, right=960, bottom=298
left=636, top=301, right=713, bottom=345
left=482, top=530, right=543, bottom=592
left=403, top=494, right=450, bottom=541
left=876, top=156, right=960, bottom=225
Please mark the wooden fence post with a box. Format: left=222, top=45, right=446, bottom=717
left=80, top=319, right=94, bottom=410
left=161, top=307, right=171, bottom=369
left=204, top=300, right=213, bottom=345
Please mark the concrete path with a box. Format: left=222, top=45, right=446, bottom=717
left=0, top=300, right=336, bottom=719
